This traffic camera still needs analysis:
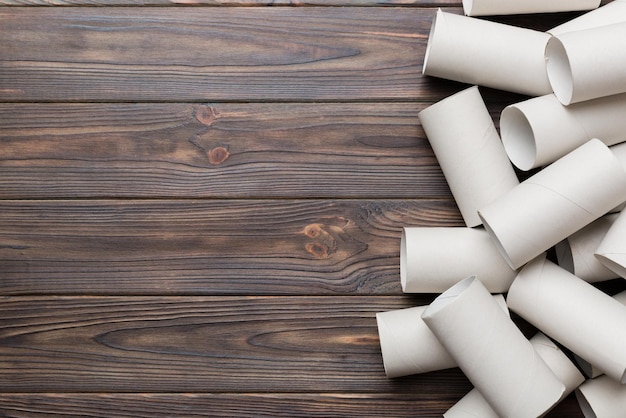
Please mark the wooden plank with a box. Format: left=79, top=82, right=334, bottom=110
left=0, top=199, right=462, bottom=295
left=0, top=102, right=453, bottom=199
left=0, top=295, right=472, bottom=393
left=0, top=393, right=584, bottom=417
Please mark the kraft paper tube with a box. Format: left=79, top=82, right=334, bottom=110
left=463, top=0, right=600, bottom=17
left=422, top=10, right=552, bottom=96
left=418, top=86, right=519, bottom=227
left=555, top=214, right=620, bottom=283
left=549, top=0, right=626, bottom=35
left=478, top=139, right=626, bottom=270
left=401, top=227, right=517, bottom=293
left=376, top=295, right=508, bottom=378
left=422, top=277, right=565, bottom=418
left=546, top=22, right=626, bottom=105
left=576, top=375, right=626, bottom=418
left=444, top=332, right=584, bottom=418
left=596, top=210, right=626, bottom=279
left=507, top=254, right=626, bottom=383
left=500, top=93, right=626, bottom=170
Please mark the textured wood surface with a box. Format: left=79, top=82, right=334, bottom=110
left=0, top=1, right=612, bottom=416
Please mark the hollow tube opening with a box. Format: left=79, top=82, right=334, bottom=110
left=501, top=106, right=539, bottom=171
left=546, top=37, right=574, bottom=105
left=422, top=9, right=442, bottom=75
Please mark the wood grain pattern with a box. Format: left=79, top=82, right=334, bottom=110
left=0, top=102, right=453, bottom=199
left=0, top=393, right=584, bottom=417
left=0, top=199, right=461, bottom=295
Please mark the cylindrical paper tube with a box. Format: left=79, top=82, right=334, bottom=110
left=612, top=142, right=626, bottom=171
left=507, top=254, right=626, bottom=383
left=422, top=277, right=565, bottom=418
left=576, top=375, right=626, bottom=418
left=555, top=214, right=620, bottom=283
left=546, top=22, right=626, bottom=105
left=549, top=0, right=626, bottom=35
left=376, top=295, right=508, bottom=378
left=423, top=10, right=552, bottom=96
left=500, top=93, right=626, bottom=170
left=444, top=332, right=584, bottom=418
left=595, top=210, right=626, bottom=279
left=401, top=227, right=517, bottom=293
left=463, top=0, right=600, bottom=17
left=418, top=86, right=519, bottom=227
left=478, top=139, right=626, bottom=269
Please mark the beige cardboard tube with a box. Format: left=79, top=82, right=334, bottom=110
left=500, top=93, right=626, bottom=170
left=445, top=332, right=584, bottom=418
left=418, top=86, right=519, bottom=227
left=596, top=209, right=626, bottom=279
left=463, top=0, right=600, bottom=17
left=576, top=375, right=626, bottom=418
left=401, top=227, right=517, bottom=293
left=546, top=22, right=626, bottom=105
left=555, top=214, right=620, bottom=283
left=376, top=294, right=508, bottom=378
left=549, top=0, right=626, bottom=35
left=423, top=10, right=552, bottom=96
left=422, top=277, right=565, bottom=418
left=478, top=139, right=626, bottom=270
left=507, top=254, right=626, bottom=383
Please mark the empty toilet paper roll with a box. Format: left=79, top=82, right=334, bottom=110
left=595, top=210, right=626, bottom=279
left=507, top=254, right=626, bottom=383
left=612, top=142, right=626, bottom=170
left=422, top=9, right=552, bottom=96
left=376, top=295, right=508, bottom=378
left=500, top=93, right=626, bottom=170
left=576, top=375, right=626, bottom=418
left=422, top=277, right=565, bottom=418
left=401, top=227, right=517, bottom=293
left=445, top=332, right=585, bottom=418
left=555, top=214, right=620, bottom=283
left=478, top=139, right=626, bottom=270
left=463, top=0, right=600, bottom=17
left=549, top=0, right=626, bottom=35
left=418, top=86, right=519, bottom=227
left=546, top=22, right=626, bottom=105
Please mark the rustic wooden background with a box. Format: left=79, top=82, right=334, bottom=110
left=0, top=0, right=621, bottom=416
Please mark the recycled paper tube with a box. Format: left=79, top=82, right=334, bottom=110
left=422, top=277, right=565, bottom=418
left=595, top=210, right=626, bottom=279
left=401, top=227, right=517, bottom=293
left=422, top=10, right=552, bottom=96
left=500, top=93, right=626, bottom=170
left=445, top=332, right=584, bottom=418
left=418, top=86, right=519, bottom=227
left=507, top=254, right=626, bottom=383
left=612, top=141, right=626, bottom=170
left=463, top=0, right=600, bottom=17
left=576, top=375, right=626, bottom=418
left=555, top=214, right=620, bottom=283
left=376, top=295, right=508, bottom=378
left=546, top=22, right=626, bottom=105
left=478, top=139, right=626, bottom=270
left=549, top=0, right=626, bottom=35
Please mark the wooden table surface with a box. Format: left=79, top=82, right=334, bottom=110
left=1, top=0, right=621, bottom=416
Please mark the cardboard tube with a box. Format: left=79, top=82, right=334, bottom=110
left=401, top=227, right=517, bottom=293
left=507, top=254, right=626, bottom=383
left=546, top=22, right=626, bottom=105
left=423, top=9, right=552, bottom=96
left=612, top=142, right=626, bottom=171
left=376, top=294, right=508, bottom=378
left=422, top=277, right=565, bottom=418
left=500, top=93, right=626, bottom=170
left=463, top=0, right=600, bottom=17
left=549, top=0, right=626, bottom=35
left=576, top=375, right=626, bottom=418
left=478, top=139, right=626, bottom=270
left=445, top=332, right=585, bottom=418
left=555, top=214, right=620, bottom=283
left=595, top=210, right=626, bottom=279
left=418, top=86, right=519, bottom=227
